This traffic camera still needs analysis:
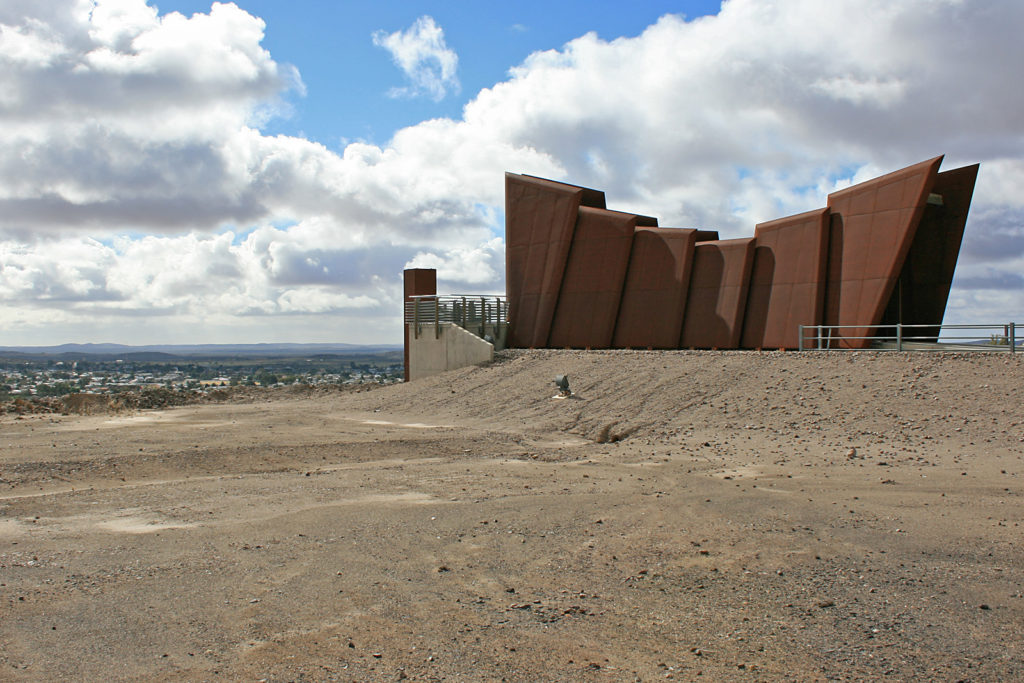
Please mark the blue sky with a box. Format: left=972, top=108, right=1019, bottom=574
left=0, top=0, right=1022, bottom=345
left=157, top=1, right=723, bottom=147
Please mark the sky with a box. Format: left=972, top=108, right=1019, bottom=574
left=0, top=0, right=1022, bottom=346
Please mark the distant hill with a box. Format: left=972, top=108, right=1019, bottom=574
left=0, top=343, right=402, bottom=360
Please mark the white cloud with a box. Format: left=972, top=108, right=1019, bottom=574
left=0, top=21, right=67, bottom=67
left=372, top=15, right=459, bottom=102
left=87, top=0, right=157, bottom=50
left=0, top=0, right=1022, bottom=344
left=277, top=288, right=378, bottom=314
left=405, top=237, right=505, bottom=290
left=0, top=229, right=401, bottom=337
left=0, top=238, right=114, bottom=302
left=809, top=76, right=906, bottom=107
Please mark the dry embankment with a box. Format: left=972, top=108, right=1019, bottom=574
left=353, top=348, right=1023, bottom=453
left=0, top=349, right=1021, bottom=682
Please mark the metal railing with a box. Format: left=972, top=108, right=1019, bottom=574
left=404, top=295, right=508, bottom=340
left=799, top=322, right=1019, bottom=352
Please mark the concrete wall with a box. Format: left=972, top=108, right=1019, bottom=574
left=408, top=323, right=497, bottom=381
left=403, top=268, right=437, bottom=381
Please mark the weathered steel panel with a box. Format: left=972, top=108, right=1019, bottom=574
left=614, top=227, right=697, bottom=349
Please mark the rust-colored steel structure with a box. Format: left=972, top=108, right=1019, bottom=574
left=680, top=238, right=755, bottom=350
left=504, top=156, right=978, bottom=350
left=741, top=208, right=830, bottom=350
left=613, top=227, right=697, bottom=349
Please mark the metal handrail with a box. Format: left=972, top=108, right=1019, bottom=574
left=799, top=323, right=1019, bottom=352
left=404, top=295, right=508, bottom=340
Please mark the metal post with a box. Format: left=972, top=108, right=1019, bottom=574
left=897, top=278, right=903, bottom=327
left=799, top=325, right=804, bottom=351
left=461, top=297, right=467, bottom=329
left=897, top=323, right=903, bottom=351
left=434, top=297, right=440, bottom=339
left=1011, top=322, right=1016, bottom=353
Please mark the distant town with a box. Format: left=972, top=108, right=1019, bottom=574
left=0, top=344, right=404, bottom=400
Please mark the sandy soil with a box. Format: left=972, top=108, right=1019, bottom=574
left=1, top=349, right=1022, bottom=682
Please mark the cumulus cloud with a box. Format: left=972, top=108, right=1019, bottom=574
left=372, top=15, right=459, bottom=102
left=405, top=238, right=505, bottom=291
left=1, top=0, right=1022, bottom=343
left=0, top=0, right=300, bottom=237
left=0, top=231, right=400, bottom=324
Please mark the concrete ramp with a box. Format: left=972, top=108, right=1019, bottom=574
left=408, top=323, right=495, bottom=380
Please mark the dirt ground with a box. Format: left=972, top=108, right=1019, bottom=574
left=1, top=349, right=1022, bottom=682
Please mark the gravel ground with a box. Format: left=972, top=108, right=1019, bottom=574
left=1, top=349, right=1021, bottom=681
